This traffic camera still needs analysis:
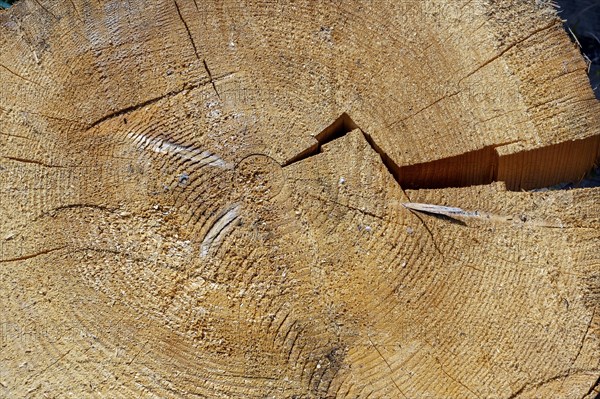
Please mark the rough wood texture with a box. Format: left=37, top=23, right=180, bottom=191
left=1, top=0, right=599, bottom=398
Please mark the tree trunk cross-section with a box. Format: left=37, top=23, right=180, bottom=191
left=1, top=0, right=599, bottom=398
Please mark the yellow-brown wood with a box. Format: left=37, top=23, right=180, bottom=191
left=1, top=0, right=599, bottom=397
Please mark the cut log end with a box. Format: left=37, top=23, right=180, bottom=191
left=1, top=0, right=599, bottom=398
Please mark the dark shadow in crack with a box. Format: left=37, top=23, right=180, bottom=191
left=283, top=113, right=357, bottom=166
left=398, top=135, right=600, bottom=191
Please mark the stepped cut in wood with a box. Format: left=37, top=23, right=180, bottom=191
left=1, top=1, right=600, bottom=398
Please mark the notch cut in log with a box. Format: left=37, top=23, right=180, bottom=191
left=1, top=1, right=599, bottom=398
left=286, top=113, right=600, bottom=191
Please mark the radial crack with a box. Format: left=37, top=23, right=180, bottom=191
left=2, top=156, right=70, bottom=169
left=0, top=64, right=45, bottom=88
left=173, top=0, right=200, bottom=59
left=86, top=77, right=229, bottom=130
left=0, top=247, right=67, bottom=263
left=203, top=59, right=221, bottom=99
left=367, top=335, right=408, bottom=398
